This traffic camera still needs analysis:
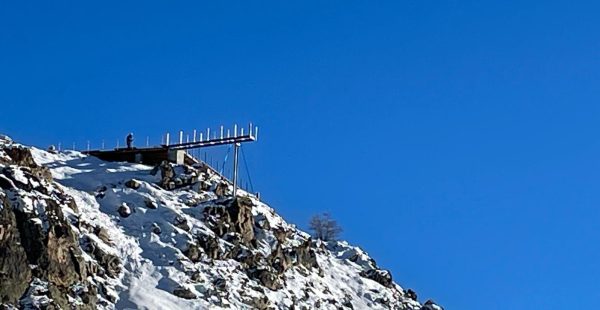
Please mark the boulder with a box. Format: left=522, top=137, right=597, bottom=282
left=223, top=232, right=243, bottom=247
left=94, top=227, right=113, bottom=246
left=151, top=223, right=162, bottom=235
left=173, top=286, right=197, bottom=299
left=0, top=134, right=12, bottom=144
left=341, top=294, right=354, bottom=309
left=228, top=244, right=257, bottom=268
left=212, top=277, right=227, bottom=291
left=421, top=300, right=444, bottom=310
left=244, top=295, right=269, bottom=310
left=197, top=235, right=220, bottom=260
left=214, top=182, right=230, bottom=197
left=144, top=198, right=158, bottom=209
left=405, top=288, right=418, bottom=301
left=273, top=228, right=290, bottom=244
left=95, top=186, right=108, bottom=199
left=190, top=271, right=203, bottom=282
left=183, top=243, right=203, bottom=263
left=254, top=213, right=271, bottom=230
left=118, top=203, right=132, bottom=218
left=266, top=244, right=300, bottom=275
left=360, top=269, right=393, bottom=288
left=124, top=179, right=141, bottom=190
left=159, top=161, right=175, bottom=189
left=173, top=215, right=190, bottom=232
left=248, top=267, right=282, bottom=291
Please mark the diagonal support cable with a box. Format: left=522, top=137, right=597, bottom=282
left=220, top=145, right=232, bottom=175
left=240, top=144, right=254, bottom=193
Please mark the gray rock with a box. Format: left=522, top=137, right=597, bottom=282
left=173, top=286, right=196, bottom=299
left=212, top=277, right=227, bottom=291
left=159, top=161, right=175, bottom=189
left=360, top=269, right=393, bottom=288
left=118, top=204, right=131, bottom=218
left=421, top=299, right=444, bottom=310
left=248, top=267, right=282, bottom=291
left=144, top=198, right=158, bottom=209
left=183, top=243, right=203, bottom=262
left=405, top=288, right=418, bottom=301
left=95, top=227, right=113, bottom=246
left=173, top=215, right=190, bottom=232
left=202, top=197, right=255, bottom=246
left=197, top=235, right=220, bottom=260
left=151, top=223, right=162, bottom=235
left=124, top=179, right=141, bottom=190
left=244, top=295, right=269, bottom=310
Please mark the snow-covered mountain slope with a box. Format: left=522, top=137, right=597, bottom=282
left=0, top=136, right=442, bottom=310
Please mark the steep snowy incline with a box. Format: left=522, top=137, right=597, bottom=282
left=0, top=136, right=442, bottom=310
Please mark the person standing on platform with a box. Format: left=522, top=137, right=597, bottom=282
left=126, top=133, right=134, bottom=149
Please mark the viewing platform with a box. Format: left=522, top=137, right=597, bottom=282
left=83, top=123, right=258, bottom=168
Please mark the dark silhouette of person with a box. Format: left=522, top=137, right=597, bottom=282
left=126, top=133, right=134, bottom=149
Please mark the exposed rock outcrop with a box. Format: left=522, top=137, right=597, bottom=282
left=421, top=299, right=444, bottom=310
left=405, top=288, right=418, bottom=301
left=0, top=194, right=31, bottom=304
left=81, top=235, right=122, bottom=278
left=0, top=145, right=101, bottom=309
left=202, top=197, right=255, bottom=245
left=361, top=269, right=393, bottom=287
left=2, top=146, right=52, bottom=183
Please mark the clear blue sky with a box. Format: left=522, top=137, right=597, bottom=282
left=1, top=1, right=599, bottom=309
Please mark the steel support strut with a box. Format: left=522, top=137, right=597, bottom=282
left=232, top=143, right=240, bottom=198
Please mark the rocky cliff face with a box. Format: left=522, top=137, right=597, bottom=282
left=0, top=140, right=99, bottom=309
left=0, top=136, right=442, bottom=310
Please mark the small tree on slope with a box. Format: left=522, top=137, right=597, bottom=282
left=309, top=212, right=342, bottom=241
